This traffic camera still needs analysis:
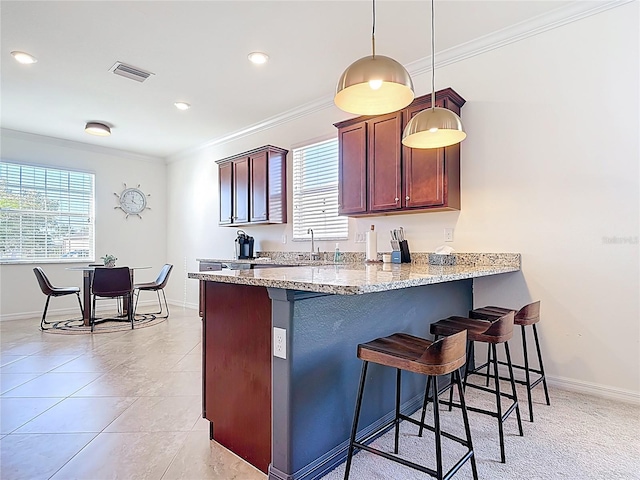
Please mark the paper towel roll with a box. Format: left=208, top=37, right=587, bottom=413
left=366, top=227, right=377, bottom=261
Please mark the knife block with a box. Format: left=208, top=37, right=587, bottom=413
left=399, top=240, right=411, bottom=263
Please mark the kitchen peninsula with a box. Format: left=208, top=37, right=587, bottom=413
left=188, top=254, right=520, bottom=480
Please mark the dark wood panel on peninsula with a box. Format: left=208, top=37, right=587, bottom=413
left=216, top=145, right=288, bottom=226
left=334, top=87, right=465, bottom=216
left=203, top=282, right=272, bottom=473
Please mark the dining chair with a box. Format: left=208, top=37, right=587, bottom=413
left=91, top=267, right=133, bottom=332
left=133, top=264, right=173, bottom=318
left=33, top=267, right=84, bottom=330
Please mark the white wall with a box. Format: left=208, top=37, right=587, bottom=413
left=0, top=130, right=168, bottom=319
left=166, top=3, right=639, bottom=399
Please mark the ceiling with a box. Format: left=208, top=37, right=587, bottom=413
left=1, top=0, right=575, bottom=159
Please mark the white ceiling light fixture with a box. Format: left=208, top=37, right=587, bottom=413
left=248, top=52, right=269, bottom=65
left=11, top=51, right=37, bottom=64
left=334, top=0, right=414, bottom=116
left=402, top=0, right=466, bottom=149
left=85, top=122, right=111, bottom=136
left=174, top=102, right=191, bottom=111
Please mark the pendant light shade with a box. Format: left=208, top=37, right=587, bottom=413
left=401, top=0, right=465, bottom=149
left=334, top=0, right=414, bottom=116
left=402, top=107, right=466, bottom=149
left=335, top=55, right=414, bottom=115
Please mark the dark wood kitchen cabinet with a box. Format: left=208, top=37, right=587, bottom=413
left=216, top=145, right=288, bottom=226
left=334, top=87, right=465, bottom=216
left=218, top=162, right=233, bottom=225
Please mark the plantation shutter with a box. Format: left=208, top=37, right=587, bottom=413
left=292, top=138, right=348, bottom=240
left=0, top=162, right=95, bottom=262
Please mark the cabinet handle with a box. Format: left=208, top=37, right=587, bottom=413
left=406, top=196, right=410, bottom=201
left=395, top=197, right=399, bottom=202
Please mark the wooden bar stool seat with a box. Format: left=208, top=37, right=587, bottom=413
left=469, top=301, right=550, bottom=422
left=344, top=330, right=478, bottom=480
left=423, top=312, right=523, bottom=464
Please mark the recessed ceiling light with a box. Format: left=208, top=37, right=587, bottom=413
left=11, top=51, right=37, bottom=64
left=174, top=102, right=191, bottom=111
left=85, top=122, right=111, bottom=136
left=248, top=52, right=269, bottom=65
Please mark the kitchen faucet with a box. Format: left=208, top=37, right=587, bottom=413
left=307, top=228, right=320, bottom=260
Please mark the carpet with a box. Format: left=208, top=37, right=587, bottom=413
left=42, top=313, right=166, bottom=334
left=321, top=379, right=640, bottom=480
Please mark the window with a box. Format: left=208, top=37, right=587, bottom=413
left=292, top=138, right=348, bottom=241
left=0, top=162, right=95, bottom=263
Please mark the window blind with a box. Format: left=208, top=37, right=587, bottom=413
left=0, top=162, right=95, bottom=263
left=292, top=138, right=348, bottom=241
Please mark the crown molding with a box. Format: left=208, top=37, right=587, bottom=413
left=406, top=0, right=634, bottom=76
left=167, top=0, right=633, bottom=163
left=1, top=128, right=163, bottom=164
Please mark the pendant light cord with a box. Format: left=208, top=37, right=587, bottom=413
left=431, top=0, right=435, bottom=110
left=371, top=0, right=376, bottom=57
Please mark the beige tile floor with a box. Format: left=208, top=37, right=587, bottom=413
left=0, top=307, right=266, bottom=480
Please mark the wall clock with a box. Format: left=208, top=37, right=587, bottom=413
left=114, top=183, right=151, bottom=218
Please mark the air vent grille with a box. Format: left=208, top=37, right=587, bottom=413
left=110, top=62, right=154, bottom=83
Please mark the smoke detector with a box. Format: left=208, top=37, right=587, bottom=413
left=109, top=62, right=154, bottom=83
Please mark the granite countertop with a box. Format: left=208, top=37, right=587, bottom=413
left=188, top=259, right=520, bottom=295
left=197, top=257, right=334, bottom=266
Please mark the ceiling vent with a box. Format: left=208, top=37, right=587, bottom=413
left=109, top=62, right=154, bottom=83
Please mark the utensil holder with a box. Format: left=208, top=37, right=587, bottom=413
left=399, top=240, right=411, bottom=263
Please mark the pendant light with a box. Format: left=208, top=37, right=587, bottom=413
left=334, top=0, right=414, bottom=116
left=402, top=0, right=465, bottom=149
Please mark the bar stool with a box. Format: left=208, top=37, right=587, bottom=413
left=344, top=330, right=477, bottom=480
left=424, top=311, right=523, bottom=464
left=469, top=301, right=550, bottom=422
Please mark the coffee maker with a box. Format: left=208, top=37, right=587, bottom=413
left=235, top=230, right=254, bottom=259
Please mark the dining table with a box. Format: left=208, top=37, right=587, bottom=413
left=66, top=265, right=151, bottom=326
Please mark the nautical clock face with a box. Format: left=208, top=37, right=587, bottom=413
left=114, top=184, right=150, bottom=218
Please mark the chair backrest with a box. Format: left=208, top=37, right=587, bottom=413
left=92, top=267, right=131, bottom=297
left=516, top=301, right=540, bottom=323
left=33, top=267, right=54, bottom=296
left=154, top=264, right=173, bottom=289
left=483, top=311, right=515, bottom=340
left=418, top=329, right=467, bottom=374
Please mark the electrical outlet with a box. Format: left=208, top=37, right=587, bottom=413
left=444, top=228, right=454, bottom=242
left=273, top=327, right=287, bottom=359
left=355, top=233, right=366, bottom=243
left=281, top=234, right=287, bottom=244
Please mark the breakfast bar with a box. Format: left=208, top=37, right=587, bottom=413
left=188, top=254, right=520, bottom=480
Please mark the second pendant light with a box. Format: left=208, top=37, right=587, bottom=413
left=402, top=0, right=466, bottom=149
left=334, top=0, right=414, bottom=116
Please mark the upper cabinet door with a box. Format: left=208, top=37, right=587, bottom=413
left=368, top=112, right=402, bottom=212
left=250, top=151, right=268, bottom=223
left=219, top=162, right=233, bottom=225
left=232, top=157, right=249, bottom=224
left=402, top=97, right=460, bottom=209
left=338, top=122, right=367, bottom=215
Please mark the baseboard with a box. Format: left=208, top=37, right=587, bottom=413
left=268, top=394, right=425, bottom=480
left=0, top=299, right=158, bottom=322
left=547, top=374, right=640, bottom=405
left=166, top=299, right=199, bottom=311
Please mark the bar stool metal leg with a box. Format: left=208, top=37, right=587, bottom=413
left=432, top=374, right=443, bottom=480
left=418, top=375, right=432, bottom=437
left=344, top=361, right=368, bottom=480
left=504, top=341, right=524, bottom=436
left=491, top=343, right=506, bottom=463
left=394, top=369, right=401, bottom=454
left=533, top=324, right=551, bottom=406
left=454, top=369, right=478, bottom=480
left=521, top=324, right=534, bottom=421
